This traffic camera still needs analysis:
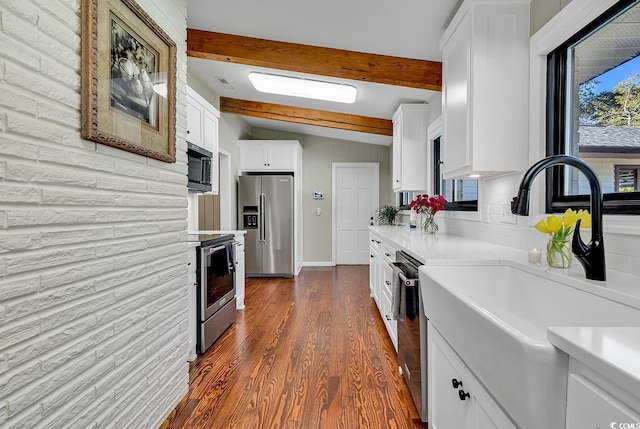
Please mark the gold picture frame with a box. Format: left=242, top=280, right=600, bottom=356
left=81, top=0, right=176, bottom=163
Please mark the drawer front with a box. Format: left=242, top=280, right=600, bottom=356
left=566, top=374, right=640, bottom=429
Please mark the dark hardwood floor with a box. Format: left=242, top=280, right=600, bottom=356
left=161, top=266, right=423, bottom=429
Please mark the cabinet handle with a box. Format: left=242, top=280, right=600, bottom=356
left=187, top=130, right=190, bottom=134
left=385, top=252, right=391, bottom=257
left=375, top=240, right=381, bottom=244
left=386, top=315, right=391, bottom=321
left=458, top=390, right=470, bottom=401
left=452, top=379, right=463, bottom=389
left=385, top=281, right=391, bottom=286
left=371, top=254, right=374, bottom=258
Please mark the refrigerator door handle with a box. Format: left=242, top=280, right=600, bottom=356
left=260, top=193, right=266, bottom=242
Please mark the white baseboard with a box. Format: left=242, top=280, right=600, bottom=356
left=302, top=261, right=336, bottom=267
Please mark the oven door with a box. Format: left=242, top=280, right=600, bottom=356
left=199, top=242, right=236, bottom=321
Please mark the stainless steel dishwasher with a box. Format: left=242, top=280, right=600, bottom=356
left=394, top=250, right=428, bottom=423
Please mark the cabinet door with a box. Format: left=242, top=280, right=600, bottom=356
left=203, top=109, right=219, bottom=193
left=566, top=374, right=640, bottom=429
left=430, top=326, right=469, bottom=429
left=239, top=146, right=268, bottom=170
left=466, top=369, right=516, bottom=429
left=187, top=246, right=199, bottom=361
left=392, top=117, right=402, bottom=190
left=369, top=244, right=376, bottom=296
left=442, top=12, right=471, bottom=178
left=187, top=96, right=204, bottom=147
left=267, top=146, right=296, bottom=170
left=234, top=237, right=245, bottom=309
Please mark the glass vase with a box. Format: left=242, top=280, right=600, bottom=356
left=546, top=237, right=572, bottom=268
left=421, top=212, right=438, bottom=234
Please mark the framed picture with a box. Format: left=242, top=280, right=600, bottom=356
left=81, top=0, right=177, bottom=163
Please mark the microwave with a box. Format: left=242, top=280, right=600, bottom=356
left=187, top=142, right=213, bottom=192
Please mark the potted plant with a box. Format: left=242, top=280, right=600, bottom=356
left=376, top=204, right=400, bottom=225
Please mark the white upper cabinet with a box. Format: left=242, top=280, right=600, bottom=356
left=187, top=86, right=220, bottom=193
left=238, top=140, right=300, bottom=172
left=392, top=104, right=430, bottom=192
left=440, top=0, right=530, bottom=179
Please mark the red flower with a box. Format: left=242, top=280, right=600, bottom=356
left=410, top=193, right=448, bottom=215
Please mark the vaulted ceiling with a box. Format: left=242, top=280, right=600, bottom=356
left=186, top=0, right=463, bottom=145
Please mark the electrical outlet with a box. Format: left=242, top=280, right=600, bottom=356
left=482, top=206, right=490, bottom=223
left=500, top=203, right=517, bottom=224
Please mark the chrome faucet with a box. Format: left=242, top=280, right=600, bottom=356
left=511, top=155, right=606, bottom=281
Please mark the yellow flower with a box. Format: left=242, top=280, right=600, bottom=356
left=562, top=209, right=579, bottom=228
left=576, top=209, right=592, bottom=228
left=535, top=215, right=562, bottom=234
left=535, top=209, right=592, bottom=241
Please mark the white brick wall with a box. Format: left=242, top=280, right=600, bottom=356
left=0, top=0, right=190, bottom=428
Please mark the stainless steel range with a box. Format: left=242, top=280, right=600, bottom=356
left=196, top=234, right=236, bottom=354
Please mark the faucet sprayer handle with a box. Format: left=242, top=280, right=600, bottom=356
left=572, top=218, right=607, bottom=281
left=571, top=219, right=590, bottom=257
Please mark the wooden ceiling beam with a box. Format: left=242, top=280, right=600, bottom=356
left=220, top=97, right=393, bottom=136
left=187, top=30, right=441, bottom=91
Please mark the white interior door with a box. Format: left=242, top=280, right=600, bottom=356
left=333, top=163, right=379, bottom=265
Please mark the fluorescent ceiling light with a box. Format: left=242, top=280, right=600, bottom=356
left=248, top=72, right=357, bottom=104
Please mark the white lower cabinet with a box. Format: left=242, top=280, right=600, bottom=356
left=566, top=373, right=640, bottom=429
left=429, top=322, right=515, bottom=429
left=186, top=242, right=199, bottom=362
left=369, top=232, right=398, bottom=352
left=369, top=241, right=377, bottom=298
left=234, top=234, right=246, bottom=309
left=381, top=261, right=398, bottom=350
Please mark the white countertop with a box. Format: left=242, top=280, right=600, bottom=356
left=370, top=225, right=528, bottom=264
left=370, top=225, right=640, bottom=400
left=187, top=230, right=247, bottom=243
left=370, top=225, right=640, bottom=310
left=548, top=327, right=640, bottom=398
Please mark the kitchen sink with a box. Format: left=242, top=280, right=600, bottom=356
left=419, top=262, right=640, bottom=428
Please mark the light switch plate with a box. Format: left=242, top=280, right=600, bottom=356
left=500, top=203, right=517, bottom=224
left=482, top=206, right=490, bottom=223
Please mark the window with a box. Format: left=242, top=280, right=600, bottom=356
left=547, top=0, right=640, bottom=214
left=433, top=136, right=478, bottom=211
left=397, top=191, right=415, bottom=210
left=616, top=165, right=640, bottom=191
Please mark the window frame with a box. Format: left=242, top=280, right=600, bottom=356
left=546, top=0, right=640, bottom=215
left=615, top=165, right=640, bottom=192
left=433, top=135, right=478, bottom=212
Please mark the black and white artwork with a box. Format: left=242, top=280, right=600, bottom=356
left=110, top=17, right=158, bottom=127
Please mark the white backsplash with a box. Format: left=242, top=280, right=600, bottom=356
left=442, top=172, right=640, bottom=278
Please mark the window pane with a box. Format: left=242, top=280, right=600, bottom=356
left=616, top=165, right=639, bottom=192
left=566, top=1, right=640, bottom=197
left=442, top=179, right=478, bottom=202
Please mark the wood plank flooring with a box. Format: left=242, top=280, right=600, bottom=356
left=161, top=266, right=423, bottom=429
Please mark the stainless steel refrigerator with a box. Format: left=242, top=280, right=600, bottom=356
left=238, top=174, right=294, bottom=277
